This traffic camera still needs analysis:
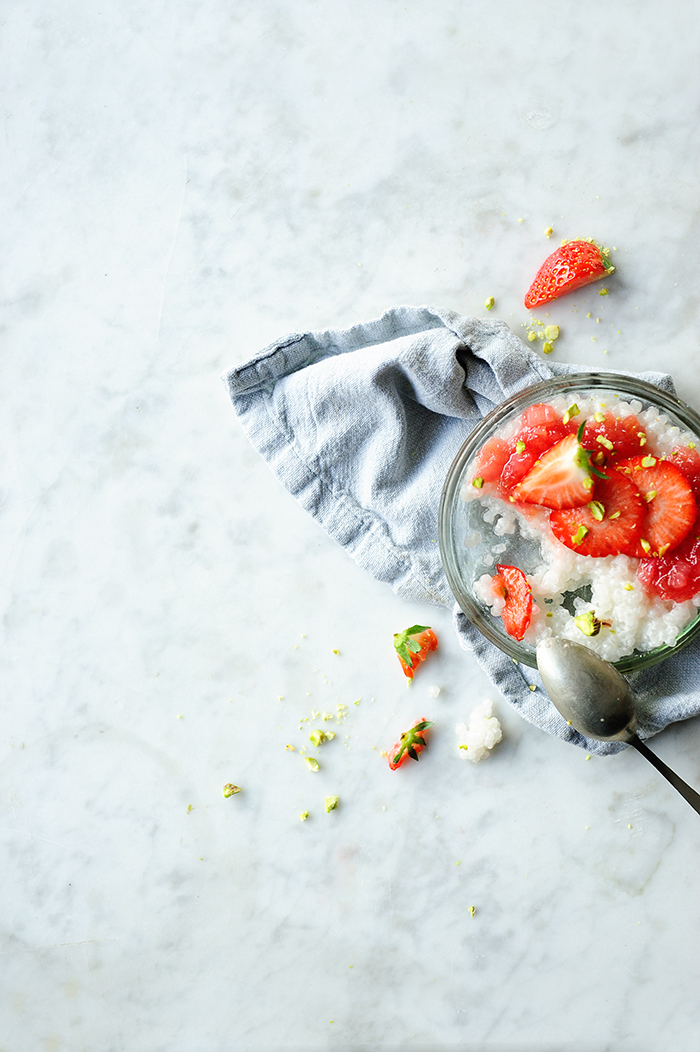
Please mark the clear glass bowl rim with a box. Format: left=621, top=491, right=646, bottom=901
left=438, top=372, right=700, bottom=673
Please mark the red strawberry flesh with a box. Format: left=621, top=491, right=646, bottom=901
left=549, top=472, right=644, bottom=557
left=513, top=431, right=597, bottom=509
left=495, top=564, right=532, bottom=641
left=615, top=456, right=697, bottom=558
left=637, top=531, right=700, bottom=602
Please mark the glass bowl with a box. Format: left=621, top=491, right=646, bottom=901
left=438, top=373, right=700, bottom=673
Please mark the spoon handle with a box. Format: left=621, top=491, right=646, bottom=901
left=629, top=735, right=700, bottom=816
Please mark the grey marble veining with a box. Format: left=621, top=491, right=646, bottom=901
left=3, top=2, right=700, bottom=1050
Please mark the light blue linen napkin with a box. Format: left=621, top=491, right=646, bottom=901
left=223, top=305, right=700, bottom=754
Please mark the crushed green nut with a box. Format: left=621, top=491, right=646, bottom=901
left=599, top=288, right=609, bottom=296
left=596, top=435, right=614, bottom=451
left=588, top=501, right=605, bottom=521
left=472, top=476, right=484, bottom=488
left=562, top=403, right=579, bottom=425
left=574, top=610, right=612, bottom=637
left=542, top=341, right=554, bottom=354
left=300, top=811, right=309, bottom=821
left=527, top=330, right=538, bottom=342
left=325, top=796, right=339, bottom=813
left=485, top=296, right=495, bottom=310
left=223, top=784, right=242, bottom=797
left=544, top=227, right=553, bottom=238
left=571, top=524, right=589, bottom=546
left=305, top=757, right=320, bottom=772
left=544, top=325, right=559, bottom=340
left=516, top=440, right=526, bottom=454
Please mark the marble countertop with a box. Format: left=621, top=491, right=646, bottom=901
left=4, top=3, right=700, bottom=1050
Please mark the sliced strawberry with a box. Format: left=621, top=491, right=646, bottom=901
left=637, top=530, right=700, bottom=602
left=513, top=428, right=601, bottom=509
left=615, top=456, right=697, bottom=558
left=670, top=445, right=700, bottom=503
left=550, top=472, right=644, bottom=557
left=494, top=564, right=532, bottom=641
left=524, top=239, right=615, bottom=309
left=580, top=411, right=647, bottom=464
left=474, top=435, right=510, bottom=484
left=394, top=625, right=438, bottom=680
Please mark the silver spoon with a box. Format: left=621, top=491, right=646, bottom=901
left=536, top=637, right=700, bottom=816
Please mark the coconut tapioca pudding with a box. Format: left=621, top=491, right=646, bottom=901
left=458, top=388, right=700, bottom=665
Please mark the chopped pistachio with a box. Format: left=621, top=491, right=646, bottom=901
left=542, top=341, right=554, bottom=354
left=325, top=796, right=339, bottom=813
left=624, top=583, right=634, bottom=591
left=516, top=440, right=526, bottom=454
left=596, top=435, right=614, bottom=451
left=640, top=538, right=651, bottom=554
left=593, top=411, right=605, bottom=423
left=637, top=432, right=647, bottom=446
left=527, top=330, right=538, bottom=342
left=658, top=543, right=670, bottom=557
left=472, top=476, right=484, bottom=488
left=582, top=477, right=594, bottom=490
left=485, top=296, right=495, bottom=310
left=300, top=811, right=309, bottom=821
left=468, top=905, right=476, bottom=918
left=571, top=524, right=589, bottom=546
left=309, top=729, right=325, bottom=747
left=609, top=510, right=621, bottom=520
left=599, top=288, right=609, bottom=296
left=186, top=804, right=193, bottom=813
left=544, top=325, right=559, bottom=340
left=574, top=610, right=613, bottom=637
left=562, top=403, right=579, bottom=425
left=305, top=757, right=320, bottom=772
left=223, top=784, right=242, bottom=797
left=689, top=442, right=697, bottom=450
left=588, top=501, right=605, bottom=521
left=544, top=227, right=553, bottom=238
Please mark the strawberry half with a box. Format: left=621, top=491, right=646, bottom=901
left=615, top=455, right=697, bottom=558
left=524, top=239, right=615, bottom=309
left=393, top=625, right=438, bottom=680
left=513, top=425, right=604, bottom=509
left=493, top=564, right=532, bottom=641
left=549, top=471, right=644, bottom=557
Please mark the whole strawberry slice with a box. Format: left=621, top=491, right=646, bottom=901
left=550, top=471, right=644, bottom=557
left=524, top=239, right=615, bottom=309
left=493, top=564, right=532, bottom=641
left=615, top=455, right=697, bottom=558
left=394, top=625, right=438, bottom=680
left=513, top=425, right=605, bottom=509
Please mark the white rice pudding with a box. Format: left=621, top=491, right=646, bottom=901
left=462, top=394, right=700, bottom=662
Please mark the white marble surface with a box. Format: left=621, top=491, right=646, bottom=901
left=3, top=2, right=700, bottom=1050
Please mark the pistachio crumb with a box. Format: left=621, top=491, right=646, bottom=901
left=485, top=296, right=495, bottom=310
left=300, top=811, right=309, bottom=821
left=599, top=288, right=609, bottom=296
left=325, top=795, right=339, bottom=813
left=542, top=341, right=554, bottom=354
left=305, top=756, right=320, bottom=772
left=468, top=906, right=476, bottom=918
left=472, top=476, right=484, bottom=488
left=544, top=227, right=553, bottom=238
left=223, top=784, right=242, bottom=797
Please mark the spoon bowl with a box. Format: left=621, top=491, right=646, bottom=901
left=536, top=637, right=700, bottom=816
